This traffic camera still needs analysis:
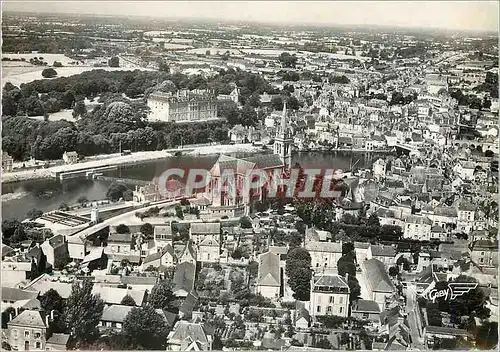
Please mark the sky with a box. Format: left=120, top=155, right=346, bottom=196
left=3, top=1, right=499, bottom=32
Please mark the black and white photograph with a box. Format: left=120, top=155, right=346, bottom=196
left=0, top=1, right=498, bottom=351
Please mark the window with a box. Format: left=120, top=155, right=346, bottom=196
left=329, top=296, right=334, bottom=304
left=327, top=306, right=332, bottom=312
left=12, top=329, right=18, bottom=339
left=317, top=306, right=321, bottom=313
left=35, top=342, right=41, bottom=349
left=24, top=331, right=30, bottom=338
left=480, top=258, right=484, bottom=263
left=34, top=332, right=41, bottom=339
left=362, top=313, right=369, bottom=319
left=339, top=307, right=343, bottom=314
left=339, top=296, right=344, bottom=304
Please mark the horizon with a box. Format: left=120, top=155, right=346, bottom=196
left=3, top=0, right=499, bottom=33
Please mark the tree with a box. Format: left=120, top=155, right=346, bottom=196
left=286, top=247, right=312, bottom=301
left=108, top=56, right=119, bottom=67
left=27, top=208, right=43, bottom=220
left=63, top=279, right=104, bottom=341
left=140, top=223, right=154, bottom=238
left=116, top=224, right=130, bottom=234
left=248, top=260, right=259, bottom=278
left=278, top=52, right=297, bottom=68
left=122, top=305, right=169, bottom=349
left=240, top=216, right=253, bottom=229
left=72, top=100, right=86, bottom=118
left=106, top=183, right=128, bottom=201
left=337, top=252, right=357, bottom=278
left=389, top=266, right=399, bottom=277
left=485, top=150, right=494, bottom=157
left=42, top=68, right=57, bottom=78
left=175, top=205, right=184, bottom=219
left=367, top=213, right=380, bottom=227
left=120, top=294, right=137, bottom=306
left=53, top=61, right=63, bottom=67
left=158, top=60, right=170, bottom=72
left=348, top=276, right=361, bottom=301
left=77, top=196, right=88, bottom=204
left=148, top=279, right=175, bottom=310
left=40, top=288, right=64, bottom=313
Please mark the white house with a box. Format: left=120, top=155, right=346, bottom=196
left=309, top=274, right=350, bottom=318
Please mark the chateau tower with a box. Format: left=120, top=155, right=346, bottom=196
left=273, top=101, right=293, bottom=169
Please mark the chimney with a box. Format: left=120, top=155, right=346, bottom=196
left=45, top=315, right=50, bottom=327
left=51, top=310, right=55, bottom=320
left=345, top=272, right=349, bottom=282
left=9, top=313, right=14, bottom=321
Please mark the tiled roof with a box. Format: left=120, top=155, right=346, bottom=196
left=46, top=333, right=70, bottom=346
left=305, top=241, right=342, bottom=253
left=361, top=259, right=395, bottom=293
left=1, top=287, right=38, bottom=302
left=313, top=275, right=349, bottom=289
left=100, top=304, right=134, bottom=323
left=352, top=299, right=381, bottom=313
left=108, top=233, right=133, bottom=243
left=143, top=244, right=175, bottom=264
left=370, top=244, right=396, bottom=257
left=258, top=251, right=280, bottom=287
left=173, top=262, right=196, bottom=295
left=8, top=309, right=46, bottom=328
left=243, top=154, right=284, bottom=169
left=190, top=222, right=220, bottom=235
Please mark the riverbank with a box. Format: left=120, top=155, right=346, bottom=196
left=1, top=143, right=262, bottom=184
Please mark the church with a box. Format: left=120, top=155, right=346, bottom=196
left=194, top=103, right=294, bottom=216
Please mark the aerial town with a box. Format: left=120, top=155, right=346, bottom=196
left=1, top=2, right=498, bottom=351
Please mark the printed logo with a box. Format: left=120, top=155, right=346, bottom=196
left=420, top=281, right=478, bottom=303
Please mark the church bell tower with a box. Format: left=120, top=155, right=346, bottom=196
left=273, top=102, right=293, bottom=169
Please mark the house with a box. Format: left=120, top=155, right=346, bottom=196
left=23, top=274, right=73, bottom=299
left=99, top=304, right=134, bottom=332
left=179, top=292, right=198, bottom=320
left=198, top=236, right=220, bottom=262
left=40, top=235, right=69, bottom=269
left=375, top=306, right=411, bottom=350
left=105, top=233, right=134, bottom=257
left=403, top=215, right=433, bottom=241
left=354, top=242, right=370, bottom=264
left=351, top=299, right=381, bottom=325
left=430, top=225, right=448, bottom=241
left=295, top=302, right=310, bottom=329
left=453, top=160, right=476, bottom=181
left=173, top=262, right=196, bottom=298
left=423, top=326, right=474, bottom=349
left=257, top=251, right=281, bottom=299
left=469, top=240, right=498, bottom=268
left=7, top=309, right=48, bottom=351
left=67, top=235, right=88, bottom=261
left=62, top=151, right=78, bottom=164
left=142, top=244, right=175, bottom=270
left=99, top=304, right=174, bottom=333
left=372, top=158, right=387, bottom=180
left=305, top=241, right=343, bottom=271
left=1, top=255, right=32, bottom=288
left=457, top=202, right=476, bottom=234
left=81, top=247, right=107, bottom=271
left=190, top=222, right=220, bottom=245
left=367, top=244, right=396, bottom=266
left=167, top=321, right=214, bottom=351
left=178, top=240, right=197, bottom=265
left=1, top=287, right=39, bottom=310
left=45, top=333, right=70, bottom=351
left=154, top=225, right=173, bottom=246
left=361, top=259, right=397, bottom=311
left=309, top=274, right=350, bottom=318
left=2, top=151, right=13, bottom=172
left=2, top=244, right=15, bottom=259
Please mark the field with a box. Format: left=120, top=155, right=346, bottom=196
left=3, top=64, right=153, bottom=87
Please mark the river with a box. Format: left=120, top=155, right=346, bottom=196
left=1, top=151, right=381, bottom=220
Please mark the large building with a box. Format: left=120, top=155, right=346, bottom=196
left=147, top=89, right=218, bottom=122
left=309, top=274, right=350, bottom=318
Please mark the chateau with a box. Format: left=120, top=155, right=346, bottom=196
left=147, top=89, right=218, bottom=122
